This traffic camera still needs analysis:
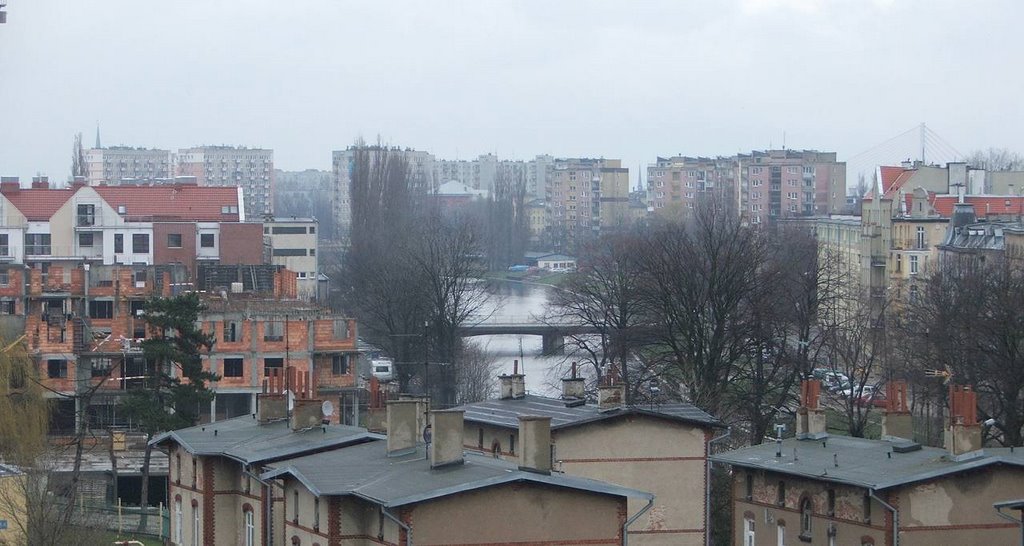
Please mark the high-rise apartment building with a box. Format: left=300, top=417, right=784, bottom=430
left=546, top=158, right=630, bottom=251
left=434, top=154, right=554, bottom=198
left=85, top=146, right=172, bottom=185
left=175, top=146, right=274, bottom=220
left=647, top=150, right=846, bottom=225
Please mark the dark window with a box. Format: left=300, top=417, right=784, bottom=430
left=827, top=489, right=836, bottom=517
left=25, top=234, right=51, bottom=256
left=331, top=354, right=348, bottom=375
left=77, top=204, right=95, bottom=226
left=777, top=481, right=786, bottom=506
left=0, top=234, right=9, bottom=256
left=129, top=299, right=145, bottom=317
left=293, top=489, right=299, bottom=523
left=745, top=473, right=754, bottom=500
left=89, top=300, right=114, bottom=319
left=264, top=357, right=284, bottom=375
left=0, top=271, right=8, bottom=286
left=272, top=248, right=307, bottom=257
left=200, top=233, right=215, bottom=248
left=0, top=300, right=14, bottom=315
left=309, top=249, right=315, bottom=256
left=509, top=434, right=516, bottom=455
left=132, top=234, right=149, bottom=253
left=264, top=321, right=284, bottom=341
left=271, top=226, right=308, bottom=235
left=78, top=232, right=94, bottom=247
left=192, top=459, right=197, bottom=488
left=333, top=319, right=349, bottom=340
left=47, top=359, right=67, bottom=379
left=167, top=233, right=183, bottom=248
left=478, top=428, right=484, bottom=449
left=114, top=234, right=124, bottom=253
left=313, top=497, right=320, bottom=532
left=800, top=497, right=812, bottom=537
left=308, top=226, right=315, bottom=234
left=224, top=358, right=244, bottom=378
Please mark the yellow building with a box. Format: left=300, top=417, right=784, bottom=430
left=0, top=465, right=25, bottom=546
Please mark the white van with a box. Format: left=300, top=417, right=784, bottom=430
left=371, top=359, right=394, bottom=381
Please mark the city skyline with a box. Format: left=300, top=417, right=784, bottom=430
left=1, top=1, right=1022, bottom=183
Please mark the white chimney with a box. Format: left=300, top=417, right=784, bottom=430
left=518, top=415, right=552, bottom=474
left=386, top=400, right=420, bottom=456
left=429, top=410, right=465, bottom=468
left=498, top=360, right=526, bottom=400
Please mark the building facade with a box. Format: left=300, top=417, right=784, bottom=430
left=175, top=146, right=274, bottom=220
left=263, top=217, right=319, bottom=300
left=546, top=158, right=630, bottom=252
left=85, top=147, right=172, bottom=186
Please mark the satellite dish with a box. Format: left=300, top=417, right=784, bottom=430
left=422, top=424, right=432, bottom=445
left=286, top=390, right=295, bottom=412
left=321, top=400, right=335, bottom=417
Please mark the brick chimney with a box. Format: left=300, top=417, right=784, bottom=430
left=498, top=360, right=526, bottom=400
left=0, top=177, right=19, bottom=194
left=796, top=379, right=828, bottom=440
left=366, top=376, right=387, bottom=433
left=386, top=399, right=420, bottom=456
left=597, top=378, right=624, bottom=412
left=881, top=381, right=913, bottom=439
left=945, top=385, right=981, bottom=457
left=257, top=367, right=287, bottom=424
left=517, top=415, right=552, bottom=474
left=30, top=176, right=49, bottom=189
left=429, top=410, right=465, bottom=468
left=561, top=362, right=585, bottom=400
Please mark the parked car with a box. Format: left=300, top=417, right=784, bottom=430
left=812, top=368, right=851, bottom=393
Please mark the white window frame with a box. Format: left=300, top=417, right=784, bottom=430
left=244, top=508, right=255, bottom=546
left=175, top=499, right=182, bottom=544
left=193, top=503, right=201, bottom=546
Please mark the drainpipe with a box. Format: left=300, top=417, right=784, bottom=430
left=622, top=497, right=654, bottom=546
left=706, top=428, right=732, bottom=546
left=869, top=489, right=898, bottom=546
left=382, top=506, right=412, bottom=546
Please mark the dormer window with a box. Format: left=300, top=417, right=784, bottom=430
left=117, top=205, right=126, bottom=214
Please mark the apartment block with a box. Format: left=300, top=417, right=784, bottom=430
left=263, top=217, right=319, bottom=301
left=546, top=158, right=630, bottom=252
left=85, top=146, right=172, bottom=186
left=434, top=153, right=554, bottom=198
left=175, top=146, right=274, bottom=220
left=714, top=380, right=1024, bottom=546
left=647, top=155, right=739, bottom=218
left=455, top=366, right=723, bottom=546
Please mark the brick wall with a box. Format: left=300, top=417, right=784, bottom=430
left=219, top=223, right=265, bottom=265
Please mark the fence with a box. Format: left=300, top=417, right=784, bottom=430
left=54, top=498, right=169, bottom=541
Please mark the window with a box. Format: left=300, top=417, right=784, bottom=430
left=77, top=204, right=95, bottom=226
left=800, top=497, right=812, bottom=537
left=777, top=521, right=786, bottom=546
left=25, top=234, right=51, bottom=256
left=293, top=489, right=299, bottom=523
left=509, top=434, right=516, bottom=455
left=271, top=226, right=307, bottom=234
left=272, top=248, right=307, bottom=257
left=176, top=455, right=181, bottom=485
left=0, top=234, right=8, bottom=256
left=264, top=358, right=284, bottom=375
left=132, top=233, right=149, bottom=253
left=200, top=233, right=215, bottom=248
left=0, top=271, right=8, bottom=287
left=114, top=233, right=124, bottom=253
left=309, top=249, right=315, bottom=256
left=333, top=319, right=349, bottom=340
left=174, top=499, right=182, bottom=544
left=224, top=358, right=244, bottom=378
left=224, top=321, right=239, bottom=342
left=745, top=473, right=754, bottom=500
left=777, top=481, right=786, bottom=506
left=117, top=204, right=126, bottom=214
left=91, top=358, right=113, bottom=378
left=309, top=226, right=315, bottom=234
left=192, top=459, right=197, bottom=488
left=478, top=427, right=484, bottom=449
left=313, top=497, right=320, bottom=532
left=193, top=503, right=200, bottom=546
left=47, top=359, right=67, bottom=379
left=744, top=517, right=756, bottom=546
left=910, top=255, right=919, bottom=275
left=244, top=508, right=255, bottom=546
left=916, top=226, right=926, bottom=249
left=78, top=232, right=94, bottom=247
left=264, top=321, right=284, bottom=341
left=827, top=489, right=836, bottom=517
left=89, top=300, right=114, bottom=319
left=331, top=354, right=349, bottom=375
left=896, top=253, right=901, bottom=272
left=167, top=233, right=183, bottom=248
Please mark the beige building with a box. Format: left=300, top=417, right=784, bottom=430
left=0, top=464, right=25, bottom=546
left=546, top=158, right=631, bottom=252
left=456, top=369, right=723, bottom=546
left=86, top=146, right=172, bottom=185
left=713, top=381, right=1024, bottom=546
left=264, top=217, right=319, bottom=300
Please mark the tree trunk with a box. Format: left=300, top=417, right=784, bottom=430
left=136, top=434, right=153, bottom=533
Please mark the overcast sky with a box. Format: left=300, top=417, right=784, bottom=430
left=1, top=0, right=1022, bottom=185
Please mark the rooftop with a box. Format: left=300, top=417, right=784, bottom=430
left=94, top=185, right=241, bottom=222
left=262, top=440, right=652, bottom=507
left=711, top=435, right=1024, bottom=491
left=151, top=415, right=381, bottom=465
left=455, top=394, right=722, bottom=431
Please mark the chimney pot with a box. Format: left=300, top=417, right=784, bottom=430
left=597, top=383, right=624, bottom=412
left=796, top=380, right=828, bottom=439
left=498, top=362, right=526, bottom=400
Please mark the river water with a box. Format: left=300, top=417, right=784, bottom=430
left=471, top=280, right=574, bottom=397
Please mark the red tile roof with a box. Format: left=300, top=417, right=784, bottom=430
left=94, top=185, right=241, bottom=222
left=3, top=188, right=75, bottom=221
left=930, top=195, right=1024, bottom=218
left=863, top=166, right=914, bottom=202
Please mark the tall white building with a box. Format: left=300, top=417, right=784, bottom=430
left=85, top=147, right=172, bottom=185
left=175, top=146, right=274, bottom=220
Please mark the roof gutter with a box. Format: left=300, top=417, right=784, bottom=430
left=869, top=489, right=898, bottom=546
left=706, top=428, right=731, bottom=546
left=622, top=497, right=654, bottom=546
left=382, top=505, right=412, bottom=546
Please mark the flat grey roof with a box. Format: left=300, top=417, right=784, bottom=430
left=712, top=435, right=1024, bottom=491
left=455, top=394, right=722, bottom=430
left=262, top=440, right=652, bottom=508
left=150, top=415, right=382, bottom=465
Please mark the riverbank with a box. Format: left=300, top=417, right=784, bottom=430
left=484, top=270, right=568, bottom=288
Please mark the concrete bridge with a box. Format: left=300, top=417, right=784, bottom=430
left=458, top=316, right=599, bottom=355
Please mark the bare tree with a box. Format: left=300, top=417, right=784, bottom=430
left=964, top=148, right=1024, bottom=171
left=71, top=132, right=87, bottom=179
left=825, top=295, right=891, bottom=438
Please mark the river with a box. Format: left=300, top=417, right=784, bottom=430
left=471, top=279, right=574, bottom=397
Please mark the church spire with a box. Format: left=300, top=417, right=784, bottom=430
left=94, top=122, right=101, bottom=149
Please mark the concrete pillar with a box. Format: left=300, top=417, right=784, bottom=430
left=541, top=334, right=564, bottom=355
